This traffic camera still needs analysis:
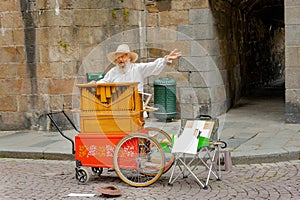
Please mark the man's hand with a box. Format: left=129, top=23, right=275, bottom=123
left=167, top=49, right=182, bottom=61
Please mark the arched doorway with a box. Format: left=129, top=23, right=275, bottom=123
left=210, top=0, right=285, bottom=120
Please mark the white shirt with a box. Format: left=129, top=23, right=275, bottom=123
left=97, top=56, right=169, bottom=92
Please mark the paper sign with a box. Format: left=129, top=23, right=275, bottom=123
left=172, top=120, right=200, bottom=154
left=171, top=120, right=215, bottom=154
left=200, top=121, right=214, bottom=138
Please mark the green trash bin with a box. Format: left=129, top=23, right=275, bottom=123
left=153, top=77, right=177, bottom=121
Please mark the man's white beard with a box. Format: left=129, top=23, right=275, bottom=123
left=119, top=60, right=131, bottom=74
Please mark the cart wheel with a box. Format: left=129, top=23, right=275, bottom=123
left=91, top=167, right=103, bottom=176
left=75, top=167, right=90, bottom=184
left=142, top=127, right=175, bottom=174
left=113, top=134, right=165, bottom=187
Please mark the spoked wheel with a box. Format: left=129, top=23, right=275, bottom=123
left=91, top=167, right=103, bottom=176
left=113, top=134, right=165, bottom=187
left=75, top=167, right=90, bottom=184
left=142, top=127, right=174, bottom=173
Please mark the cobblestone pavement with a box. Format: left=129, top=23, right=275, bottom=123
left=0, top=158, right=299, bottom=200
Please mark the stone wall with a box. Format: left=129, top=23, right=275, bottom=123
left=0, top=0, right=231, bottom=130
left=1, top=0, right=298, bottom=130
left=285, top=0, right=300, bottom=123
left=175, top=1, right=227, bottom=117
left=209, top=0, right=245, bottom=108
left=143, top=0, right=228, bottom=118
left=0, top=0, right=145, bottom=130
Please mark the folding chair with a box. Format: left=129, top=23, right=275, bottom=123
left=168, top=116, right=225, bottom=189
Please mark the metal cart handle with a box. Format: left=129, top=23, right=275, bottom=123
left=47, top=109, right=79, bottom=154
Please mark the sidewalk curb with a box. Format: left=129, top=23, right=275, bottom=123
left=0, top=151, right=74, bottom=161
left=1, top=150, right=299, bottom=165
left=231, top=151, right=300, bottom=165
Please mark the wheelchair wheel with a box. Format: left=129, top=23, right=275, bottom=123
left=113, top=134, right=165, bottom=187
left=142, top=127, right=175, bottom=174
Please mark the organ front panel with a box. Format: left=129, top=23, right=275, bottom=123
left=76, top=82, right=144, bottom=134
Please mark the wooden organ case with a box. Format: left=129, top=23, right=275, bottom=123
left=76, top=82, right=144, bottom=134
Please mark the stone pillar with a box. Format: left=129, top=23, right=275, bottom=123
left=285, top=0, right=300, bottom=123
left=175, top=1, right=234, bottom=118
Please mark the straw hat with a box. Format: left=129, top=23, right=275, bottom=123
left=98, top=185, right=122, bottom=197
left=107, top=44, right=138, bottom=64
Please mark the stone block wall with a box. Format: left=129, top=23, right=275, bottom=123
left=143, top=0, right=228, bottom=119
left=209, top=1, right=246, bottom=109
left=0, top=0, right=145, bottom=130
left=285, top=0, right=300, bottom=123
left=1, top=0, right=298, bottom=130
left=0, top=0, right=238, bottom=130
left=0, top=0, right=27, bottom=130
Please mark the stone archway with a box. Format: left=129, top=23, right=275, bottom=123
left=209, top=0, right=289, bottom=120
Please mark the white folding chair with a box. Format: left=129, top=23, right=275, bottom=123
left=168, top=119, right=222, bottom=189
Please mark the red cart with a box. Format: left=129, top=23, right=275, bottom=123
left=48, top=82, right=174, bottom=187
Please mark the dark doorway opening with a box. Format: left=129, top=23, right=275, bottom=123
left=210, top=0, right=285, bottom=110
left=232, top=0, right=285, bottom=123
left=240, top=0, right=285, bottom=99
